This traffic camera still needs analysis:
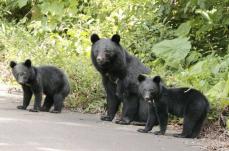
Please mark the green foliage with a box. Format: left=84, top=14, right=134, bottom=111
left=156, top=0, right=229, bottom=55
left=66, top=56, right=105, bottom=112
left=0, top=0, right=229, bottom=118
left=175, top=21, right=191, bottom=37
left=152, top=37, right=191, bottom=68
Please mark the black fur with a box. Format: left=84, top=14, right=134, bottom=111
left=137, top=75, right=209, bottom=138
left=111, top=34, right=120, bottom=44
left=90, top=34, right=157, bottom=124
left=91, top=34, right=100, bottom=44
left=10, top=59, right=70, bottom=113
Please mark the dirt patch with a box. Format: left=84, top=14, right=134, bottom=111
left=199, top=122, right=229, bottom=151
left=168, top=120, right=229, bottom=151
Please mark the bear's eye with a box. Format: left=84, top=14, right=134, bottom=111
left=105, top=51, right=113, bottom=57
left=18, top=72, right=26, bottom=77
left=105, top=53, right=111, bottom=57
left=143, top=89, right=149, bottom=92
left=16, top=73, right=21, bottom=79
left=93, top=49, right=99, bottom=54
left=143, top=89, right=155, bottom=93
left=105, top=49, right=114, bottom=54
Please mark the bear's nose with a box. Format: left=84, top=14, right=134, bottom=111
left=96, top=57, right=103, bottom=64
left=144, top=96, right=150, bottom=101
left=18, top=80, right=24, bottom=85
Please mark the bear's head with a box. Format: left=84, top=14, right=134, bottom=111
left=10, top=59, right=36, bottom=85
left=90, top=34, right=122, bottom=67
left=138, top=74, right=161, bottom=103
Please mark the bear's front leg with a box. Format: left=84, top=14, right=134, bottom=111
left=138, top=104, right=157, bottom=133
left=18, top=85, right=32, bottom=110
left=101, top=77, right=121, bottom=121
left=154, top=102, right=168, bottom=135
left=29, top=92, right=42, bottom=112
left=116, top=94, right=138, bottom=125
left=102, top=95, right=121, bottom=121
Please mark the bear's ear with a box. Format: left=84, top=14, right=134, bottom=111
left=91, top=34, right=100, bottom=44
left=10, top=61, right=17, bottom=68
left=24, top=59, right=32, bottom=67
left=138, top=74, right=146, bottom=82
left=111, top=34, right=120, bottom=44
left=153, top=76, right=161, bottom=83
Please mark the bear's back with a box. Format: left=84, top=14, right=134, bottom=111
left=37, top=66, right=70, bottom=96
left=122, top=54, right=151, bottom=94
left=164, top=87, right=209, bottom=116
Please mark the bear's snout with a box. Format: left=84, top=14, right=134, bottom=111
left=96, top=56, right=105, bottom=65
left=18, top=80, right=25, bottom=85
left=17, top=75, right=28, bottom=85
left=144, top=96, right=150, bottom=101
left=143, top=91, right=152, bottom=101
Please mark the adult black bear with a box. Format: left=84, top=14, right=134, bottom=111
left=137, top=75, right=209, bottom=138
left=90, top=34, right=157, bottom=125
left=10, top=59, right=70, bottom=113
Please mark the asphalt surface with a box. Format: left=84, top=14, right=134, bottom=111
left=0, top=84, right=203, bottom=151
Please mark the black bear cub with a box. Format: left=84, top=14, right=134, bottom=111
left=137, top=75, right=209, bottom=138
left=10, top=59, right=70, bottom=113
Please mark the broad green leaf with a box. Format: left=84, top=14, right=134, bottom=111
left=198, top=0, right=206, bottom=9
left=195, top=9, right=212, bottom=24
left=207, top=80, right=226, bottom=101
left=31, top=6, right=43, bottom=20
left=207, top=73, right=229, bottom=103
left=48, top=2, right=64, bottom=16
left=184, top=1, right=191, bottom=13
left=188, top=56, right=220, bottom=76
left=185, top=51, right=202, bottom=66
left=222, top=73, right=229, bottom=98
left=39, top=1, right=64, bottom=16
left=152, top=37, right=191, bottom=68
left=17, top=0, right=28, bottom=8
left=189, top=60, right=205, bottom=74
left=175, top=21, right=191, bottom=37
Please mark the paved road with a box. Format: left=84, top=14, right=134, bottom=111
left=0, top=85, right=203, bottom=151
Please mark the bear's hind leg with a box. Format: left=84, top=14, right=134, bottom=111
left=190, top=113, right=207, bottom=138
left=41, top=96, right=53, bottom=112
left=174, top=114, right=196, bottom=138
left=51, top=94, right=64, bottom=113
